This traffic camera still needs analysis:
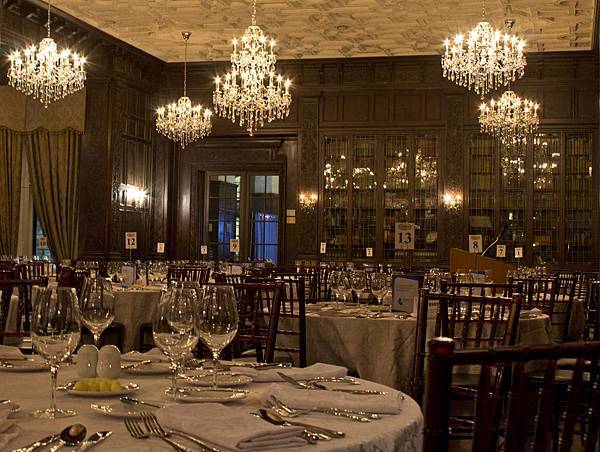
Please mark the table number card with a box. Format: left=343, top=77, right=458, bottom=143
left=469, top=234, right=483, bottom=254
left=515, top=247, right=523, bottom=259
left=200, top=245, right=208, bottom=255
left=395, top=223, right=415, bottom=250
left=156, top=242, right=165, bottom=253
left=230, top=239, right=240, bottom=253
left=392, top=274, right=420, bottom=313
left=320, top=242, right=327, bottom=254
left=496, top=244, right=506, bottom=258
left=366, top=247, right=373, bottom=257
left=125, top=232, right=137, bottom=250
left=38, top=236, right=48, bottom=249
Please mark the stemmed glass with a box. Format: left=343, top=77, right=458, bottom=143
left=328, top=270, right=343, bottom=307
left=79, top=277, right=115, bottom=346
left=350, top=270, right=367, bottom=309
left=195, top=284, right=239, bottom=389
left=31, top=287, right=81, bottom=418
left=152, top=284, right=199, bottom=398
left=371, top=273, right=391, bottom=309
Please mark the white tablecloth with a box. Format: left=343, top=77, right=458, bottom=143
left=1, top=363, right=423, bottom=452
left=303, top=305, right=554, bottom=392
left=113, top=288, right=163, bottom=352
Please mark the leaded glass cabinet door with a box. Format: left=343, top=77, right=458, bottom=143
left=565, top=133, right=593, bottom=264
left=351, top=136, right=377, bottom=259
left=468, top=135, right=496, bottom=249
left=414, top=134, right=439, bottom=264
left=383, top=135, right=411, bottom=260
left=532, top=134, right=561, bottom=265
left=500, top=143, right=527, bottom=263
left=323, top=136, right=349, bottom=260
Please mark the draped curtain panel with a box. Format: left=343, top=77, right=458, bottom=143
left=26, top=129, right=81, bottom=261
left=0, top=128, right=23, bottom=256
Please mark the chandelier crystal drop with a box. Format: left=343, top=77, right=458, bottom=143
left=213, top=0, right=292, bottom=136
left=441, top=4, right=526, bottom=97
left=7, top=1, right=86, bottom=108
left=156, top=32, right=212, bottom=149
left=479, top=90, right=540, bottom=145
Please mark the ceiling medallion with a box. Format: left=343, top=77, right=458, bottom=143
left=156, top=32, right=212, bottom=148
left=441, top=2, right=526, bottom=97
left=479, top=90, right=540, bottom=145
left=7, top=0, right=86, bottom=107
left=213, top=0, right=292, bottom=136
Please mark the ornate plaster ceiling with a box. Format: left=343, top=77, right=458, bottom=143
left=50, top=0, right=597, bottom=62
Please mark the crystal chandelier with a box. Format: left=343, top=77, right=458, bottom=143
left=213, top=0, right=292, bottom=136
left=7, top=1, right=86, bottom=108
left=441, top=3, right=526, bottom=97
left=156, top=32, right=212, bottom=149
left=479, top=90, right=540, bottom=145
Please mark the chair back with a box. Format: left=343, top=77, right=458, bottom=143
left=232, top=282, right=283, bottom=364
left=167, top=266, right=210, bottom=284
left=586, top=282, right=600, bottom=341
left=440, top=280, right=522, bottom=298
left=423, top=338, right=600, bottom=452
left=412, top=289, right=522, bottom=405
left=273, top=277, right=307, bottom=367
left=0, top=279, right=49, bottom=344
left=57, top=266, right=90, bottom=298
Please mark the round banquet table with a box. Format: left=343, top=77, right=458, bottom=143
left=302, top=304, right=557, bottom=393
left=1, top=363, right=424, bottom=452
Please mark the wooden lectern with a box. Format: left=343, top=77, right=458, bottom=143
left=449, top=248, right=515, bottom=283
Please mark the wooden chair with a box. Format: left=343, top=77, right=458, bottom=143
left=57, top=266, right=91, bottom=298
left=0, top=279, right=48, bottom=344
left=423, top=338, right=600, bottom=452
left=272, top=277, right=307, bottom=367
left=412, top=289, right=523, bottom=407
left=167, top=266, right=210, bottom=284
left=231, top=282, right=283, bottom=364
left=440, top=280, right=523, bottom=298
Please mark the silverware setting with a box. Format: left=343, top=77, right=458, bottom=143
left=49, top=424, right=87, bottom=452
left=267, top=395, right=381, bottom=422
left=251, top=411, right=319, bottom=443
left=12, top=433, right=61, bottom=452
left=121, top=359, right=153, bottom=370
left=124, top=415, right=192, bottom=451
left=277, top=372, right=387, bottom=395
left=259, top=408, right=345, bottom=438
left=74, top=431, right=112, bottom=452
left=120, top=396, right=165, bottom=409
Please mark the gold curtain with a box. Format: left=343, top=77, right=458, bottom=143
left=0, top=128, right=22, bottom=256
left=27, top=129, right=81, bottom=261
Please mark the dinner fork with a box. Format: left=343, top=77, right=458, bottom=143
left=140, top=411, right=221, bottom=452
left=124, top=416, right=191, bottom=451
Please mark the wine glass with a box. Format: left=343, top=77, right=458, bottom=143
left=371, top=273, right=391, bottom=308
left=79, top=277, right=115, bottom=346
left=328, top=270, right=342, bottom=307
left=350, top=270, right=367, bottom=309
left=152, top=283, right=199, bottom=397
left=195, top=284, right=239, bottom=389
left=31, top=287, right=81, bottom=418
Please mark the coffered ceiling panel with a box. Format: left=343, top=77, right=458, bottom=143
left=50, top=0, right=597, bottom=62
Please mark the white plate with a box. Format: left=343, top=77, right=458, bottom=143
left=182, top=372, right=253, bottom=387
left=64, top=382, right=140, bottom=397
left=122, top=362, right=172, bottom=375
left=173, top=388, right=249, bottom=403
left=0, top=357, right=49, bottom=372
left=90, top=402, right=163, bottom=418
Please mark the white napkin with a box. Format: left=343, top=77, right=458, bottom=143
left=263, top=383, right=403, bottom=415
left=0, top=405, right=20, bottom=449
left=121, top=348, right=169, bottom=362
left=0, top=345, right=25, bottom=361
left=156, top=403, right=306, bottom=451
left=235, top=363, right=347, bottom=383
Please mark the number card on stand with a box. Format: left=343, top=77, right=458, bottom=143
left=157, top=242, right=165, bottom=254
left=230, top=239, right=240, bottom=254
left=469, top=234, right=482, bottom=254
left=38, top=236, right=48, bottom=249
left=496, top=244, right=506, bottom=258
left=320, top=242, right=327, bottom=254
left=366, top=247, right=373, bottom=257
left=125, top=232, right=137, bottom=250
left=395, top=223, right=415, bottom=250
left=200, top=245, right=208, bottom=255
left=391, top=273, right=421, bottom=313
left=515, top=247, right=523, bottom=259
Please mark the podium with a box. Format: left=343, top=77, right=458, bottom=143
left=449, top=248, right=515, bottom=283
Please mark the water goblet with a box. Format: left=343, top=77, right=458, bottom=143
left=79, top=277, right=115, bottom=346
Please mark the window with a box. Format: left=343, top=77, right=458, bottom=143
left=33, top=216, right=52, bottom=259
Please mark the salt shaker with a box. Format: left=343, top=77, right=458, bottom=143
left=97, top=345, right=121, bottom=379
left=76, top=344, right=98, bottom=378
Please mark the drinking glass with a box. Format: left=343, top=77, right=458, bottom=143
left=79, top=277, right=115, bottom=346
left=152, top=284, right=199, bottom=397
left=338, top=270, right=353, bottom=304
left=371, top=273, right=391, bottom=307
left=195, top=284, right=239, bottom=389
left=31, top=287, right=81, bottom=418
left=328, top=270, right=342, bottom=306
left=350, top=270, right=367, bottom=308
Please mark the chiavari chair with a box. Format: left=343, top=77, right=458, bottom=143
left=0, top=278, right=48, bottom=344
left=440, top=280, right=523, bottom=298
left=423, top=338, right=600, bottom=452
left=167, top=265, right=210, bottom=284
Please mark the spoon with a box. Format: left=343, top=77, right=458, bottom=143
left=257, top=409, right=332, bottom=441
left=262, top=409, right=345, bottom=438
left=49, top=424, right=87, bottom=451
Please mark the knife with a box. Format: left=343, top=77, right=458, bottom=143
left=74, top=431, right=112, bottom=451
left=121, top=360, right=152, bottom=370
left=12, top=433, right=60, bottom=452
left=120, top=396, right=164, bottom=409
left=276, top=372, right=315, bottom=389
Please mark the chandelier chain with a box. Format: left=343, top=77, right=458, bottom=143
left=251, top=0, right=257, bottom=26
left=482, top=0, right=485, bottom=21
left=183, top=33, right=188, bottom=96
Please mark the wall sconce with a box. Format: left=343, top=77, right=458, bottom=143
left=443, top=192, right=462, bottom=211
left=299, top=192, right=318, bottom=211
left=119, top=183, right=148, bottom=209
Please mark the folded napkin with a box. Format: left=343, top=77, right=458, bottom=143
left=0, top=345, right=25, bottom=361
left=121, top=348, right=169, bottom=362
left=0, top=405, right=20, bottom=449
left=262, top=383, right=403, bottom=415
left=235, top=363, right=347, bottom=383
left=156, top=403, right=306, bottom=451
